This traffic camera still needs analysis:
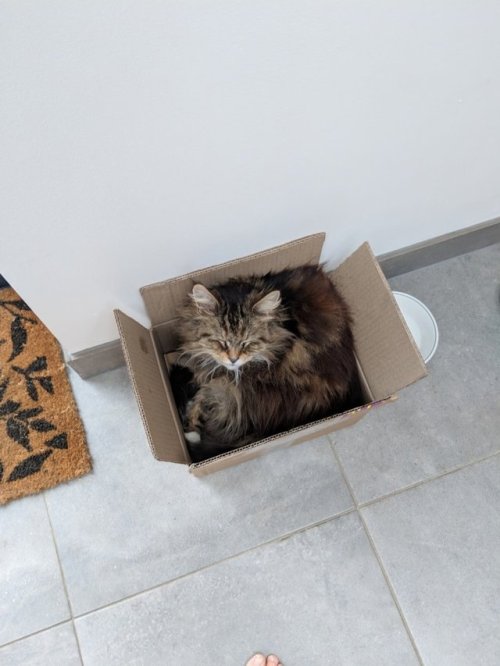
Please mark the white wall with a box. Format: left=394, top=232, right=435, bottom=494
left=1, top=1, right=500, bottom=353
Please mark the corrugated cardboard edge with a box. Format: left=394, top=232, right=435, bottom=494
left=114, top=310, right=159, bottom=461
left=332, top=242, right=428, bottom=399
left=114, top=310, right=188, bottom=464
left=189, top=396, right=397, bottom=476
left=140, top=233, right=326, bottom=324
left=141, top=233, right=326, bottom=291
left=149, top=327, right=191, bottom=462
left=369, top=242, right=429, bottom=389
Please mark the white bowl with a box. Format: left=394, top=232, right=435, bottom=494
left=392, top=291, right=439, bottom=363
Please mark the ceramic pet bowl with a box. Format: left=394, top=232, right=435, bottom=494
left=392, top=291, right=439, bottom=363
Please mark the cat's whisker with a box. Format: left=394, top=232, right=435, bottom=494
left=177, top=349, right=209, bottom=365
left=176, top=350, right=197, bottom=363
left=253, top=354, right=272, bottom=371
left=207, top=365, right=219, bottom=382
left=192, top=352, right=211, bottom=363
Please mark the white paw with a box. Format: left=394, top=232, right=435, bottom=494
left=184, top=431, right=201, bottom=444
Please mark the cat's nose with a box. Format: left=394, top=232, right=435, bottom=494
left=228, top=354, right=239, bottom=364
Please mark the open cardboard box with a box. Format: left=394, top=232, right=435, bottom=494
left=114, top=233, right=427, bottom=476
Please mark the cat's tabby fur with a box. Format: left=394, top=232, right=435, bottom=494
left=171, top=265, right=363, bottom=461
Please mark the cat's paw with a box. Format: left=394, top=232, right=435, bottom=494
left=184, top=431, right=201, bottom=444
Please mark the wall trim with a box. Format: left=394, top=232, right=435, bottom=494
left=378, top=215, right=500, bottom=278
left=67, top=339, right=124, bottom=379
left=68, top=216, right=500, bottom=378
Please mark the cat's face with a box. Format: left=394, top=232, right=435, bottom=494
left=180, top=284, right=292, bottom=374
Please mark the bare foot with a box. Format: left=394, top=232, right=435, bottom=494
left=245, top=655, right=283, bottom=666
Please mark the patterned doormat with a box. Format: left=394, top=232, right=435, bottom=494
left=0, top=287, right=91, bottom=505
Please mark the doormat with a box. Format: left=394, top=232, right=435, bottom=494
left=0, top=287, right=91, bottom=505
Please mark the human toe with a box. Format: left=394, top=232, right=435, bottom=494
left=267, top=656, right=282, bottom=666
left=245, top=654, right=266, bottom=666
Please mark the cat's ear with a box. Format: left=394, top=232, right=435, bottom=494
left=254, top=290, right=281, bottom=315
left=190, top=284, right=219, bottom=313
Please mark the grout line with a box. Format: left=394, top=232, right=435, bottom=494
left=0, top=620, right=71, bottom=653
left=351, top=447, right=500, bottom=509
left=42, top=493, right=85, bottom=666
left=329, top=440, right=425, bottom=666
left=325, top=434, right=360, bottom=504
left=10, top=445, right=498, bottom=654
left=2, top=484, right=356, bottom=645
left=327, top=432, right=500, bottom=508
left=71, top=507, right=356, bottom=622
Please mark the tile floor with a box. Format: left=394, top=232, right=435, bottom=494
left=1, top=243, right=499, bottom=665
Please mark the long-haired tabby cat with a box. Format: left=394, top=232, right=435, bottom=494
left=170, top=265, right=363, bottom=462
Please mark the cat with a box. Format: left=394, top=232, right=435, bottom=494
left=170, top=265, right=363, bottom=462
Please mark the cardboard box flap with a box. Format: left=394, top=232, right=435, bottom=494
left=114, top=310, right=188, bottom=464
left=141, top=233, right=326, bottom=325
left=331, top=243, right=427, bottom=400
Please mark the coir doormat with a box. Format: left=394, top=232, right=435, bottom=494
left=0, top=287, right=91, bottom=505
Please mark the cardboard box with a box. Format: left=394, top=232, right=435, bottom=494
left=114, top=233, right=427, bottom=476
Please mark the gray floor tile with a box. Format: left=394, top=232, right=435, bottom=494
left=0, top=623, right=81, bottom=666
left=334, top=244, right=500, bottom=503
left=0, top=495, right=70, bottom=646
left=75, top=513, right=419, bottom=666
left=44, top=367, right=353, bottom=616
left=362, top=455, right=500, bottom=666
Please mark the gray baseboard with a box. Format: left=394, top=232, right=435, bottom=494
left=67, top=339, right=125, bottom=379
left=68, top=215, right=500, bottom=378
left=378, top=215, right=500, bottom=278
